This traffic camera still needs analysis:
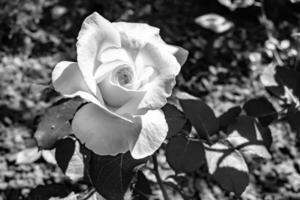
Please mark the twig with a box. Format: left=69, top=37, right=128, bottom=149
left=152, top=153, right=170, bottom=200
left=78, top=188, right=96, bottom=200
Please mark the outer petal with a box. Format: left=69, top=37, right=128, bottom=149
left=52, top=61, right=101, bottom=106
left=77, top=12, right=121, bottom=95
left=72, top=103, right=141, bottom=156
left=130, top=109, right=168, bottom=159
left=112, top=22, right=160, bottom=45
left=164, top=45, right=189, bottom=66
left=136, top=43, right=181, bottom=110
left=112, top=22, right=188, bottom=66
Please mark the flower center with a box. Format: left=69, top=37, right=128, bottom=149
left=116, top=68, right=133, bottom=86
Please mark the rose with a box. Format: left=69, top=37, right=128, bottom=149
left=51, top=12, right=188, bottom=159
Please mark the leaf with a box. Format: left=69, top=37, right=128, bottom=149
left=50, top=191, right=105, bottom=200
left=180, top=99, right=219, bottom=140
left=162, top=103, right=188, bottom=138
left=218, top=0, right=255, bottom=10
left=166, top=135, right=205, bottom=173
left=275, top=67, right=300, bottom=101
left=42, top=150, right=57, bottom=165
left=29, top=83, right=58, bottom=101
left=227, top=116, right=272, bottom=157
left=50, top=192, right=77, bottom=200
left=133, top=171, right=152, bottom=200
left=227, top=131, right=271, bottom=159
left=87, top=193, right=106, bottom=200
left=260, top=65, right=285, bottom=99
left=34, top=98, right=84, bottom=149
left=82, top=147, right=148, bottom=200
left=260, top=65, right=278, bottom=87
left=195, top=13, right=233, bottom=33
left=218, top=106, right=242, bottom=129
left=205, top=142, right=249, bottom=196
left=243, top=97, right=277, bottom=126
left=15, top=147, right=41, bottom=164
left=259, top=126, right=273, bottom=150
left=287, top=108, right=300, bottom=134
left=55, top=138, right=84, bottom=182
left=166, top=174, right=188, bottom=187
left=28, top=183, right=72, bottom=200
left=29, top=83, right=51, bottom=94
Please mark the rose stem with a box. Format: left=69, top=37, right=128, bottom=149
left=152, top=153, right=170, bottom=200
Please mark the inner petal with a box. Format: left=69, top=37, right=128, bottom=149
left=113, top=67, right=133, bottom=87
left=98, top=48, right=133, bottom=65
left=97, top=63, right=142, bottom=108
left=136, top=66, right=157, bottom=89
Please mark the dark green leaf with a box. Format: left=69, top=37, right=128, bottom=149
left=275, top=67, right=300, bottom=101
left=243, top=97, right=277, bottom=126
left=162, top=104, right=188, bottom=138
left=266, top=86, right=285, bottom=99
left=133, top=171, right=152, bottom=200
left=218, top=106, right=242, bottom=129
left=55, top=137, right=85, bottom=181
left=259, top=125, right=273, bottom=150
left=166, top=135, right=205, bottom=173
left=34, top=98, right=84, bottom=149
left=287, top=108, right=300, bottom=134
left=227, top=116, right=273, bottom=151
left=82, top=147, right=148, bottom=200
left=226, top=131, right=271, bottom=159
left=55, top=138, right=75, bottom=173
left=28, top=183, right=72, bottom=200
left=180, top=99, right=219, bottom=140
left=213, top=167, right=249, bottom=196
left=205, top=142, right=249, bottom=196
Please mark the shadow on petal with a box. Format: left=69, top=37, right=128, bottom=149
left=77, top=12, right=121, bottom=95
left=52, top=61, right=90, bottom=96
left=52, top=61, right=103, bottom=107
left=130, top=109, right=168, bottom=159
left=136, top=43, right=181, bottom=110
left=72, top=103, right=141, bottom=156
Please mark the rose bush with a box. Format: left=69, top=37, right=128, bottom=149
left=51, top=12, right=188, bottom=159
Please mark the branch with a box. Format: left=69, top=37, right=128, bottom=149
left=78, top=188, right=96, bottom=200
left=152, top=153, right=170, bottom=200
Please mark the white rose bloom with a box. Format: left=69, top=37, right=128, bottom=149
left=51, top=12, right=188, bottom=159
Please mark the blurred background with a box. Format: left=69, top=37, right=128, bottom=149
left=1, top=0, right=300, bottom=199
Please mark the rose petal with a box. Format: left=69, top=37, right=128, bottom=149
left=94, top=60, right=144, bottom=108
left=136, top=43, right=181, bottom=110
left=52, top=61, right=89, bottom=95
left=99, top=48, right=133, bottom=65
left=113, top=22, right=160, bottom=44
left=77, top=12, right=121, bottom=95
left=130, top=109, right=168, bottom=159
left=94, top=60, right=126, bottom=83
left=72, top=103, right=141, bottom=156
left=100, top=77, right=144, bottom=107
left=113, top=22, right=188, bottom=66
left=52, top=61, right=102, bottom=106
left=168, top=45, right=189, bottom=66
left=115, top=90, right=146, bottom=115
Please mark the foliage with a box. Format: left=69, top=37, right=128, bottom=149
left=2, top=0, right=300, bottom=199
